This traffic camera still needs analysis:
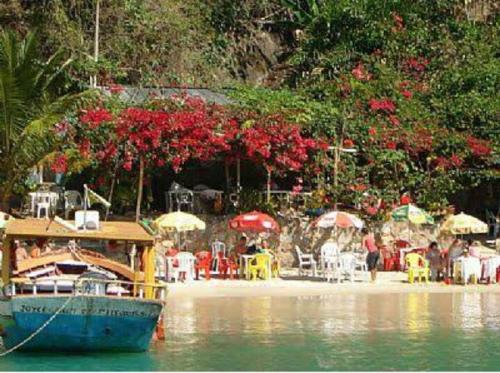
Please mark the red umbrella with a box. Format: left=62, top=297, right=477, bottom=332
left=229, top=211, right=280, bottom=233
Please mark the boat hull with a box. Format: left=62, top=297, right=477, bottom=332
left=0, top=295, right=164, bottom=352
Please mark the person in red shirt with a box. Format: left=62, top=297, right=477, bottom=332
left=400, top=193, right=412, bottom=205
left=362, top=228, right=379, bottom=282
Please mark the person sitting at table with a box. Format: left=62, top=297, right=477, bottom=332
left=15, top=241, right=29, bottom=264
left=29, top=240, right=42, bottom=258
left=425, top=241, right=444, bottom=281
left=446, top=238, right=464, bottom=279
left=468, top=241, right=481, bottom=259
left=246, top=239, right=258, bottom=255
left=235, top=236, right=248, bottom=256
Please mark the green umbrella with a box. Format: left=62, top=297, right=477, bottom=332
left=391, top=204, right=434, bottom=242
left=391, top=204, right=434, bottom=225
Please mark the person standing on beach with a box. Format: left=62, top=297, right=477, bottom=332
left=362, top=228, right=379, bottom=282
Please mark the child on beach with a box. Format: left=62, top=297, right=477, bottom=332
left=362, top=228, right=379, bottom=282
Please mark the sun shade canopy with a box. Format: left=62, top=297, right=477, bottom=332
left=4, top=218, right=154, bottom=244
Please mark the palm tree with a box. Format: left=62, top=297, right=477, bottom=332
left=0, top=29, right=93, bottom=209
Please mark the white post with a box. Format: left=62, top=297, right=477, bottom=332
left=33, top=283, right=37, bottom=295
left=54, top=280, right=58, bottom=295
left=130, top=244, right=137, bottom=271
left=83, top=184, right=88, bottom=231
left=11, top=283, right=15, bottom=296
left=92, top=0, right=100, bottom=88
left=139, top=288, right=144, bottom=299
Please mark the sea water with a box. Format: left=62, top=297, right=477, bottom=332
left=0, top=292, right=499, bottom=371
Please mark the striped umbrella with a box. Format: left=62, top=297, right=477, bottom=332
left=391, top=204, right=435, bottom=225
left=312, top=211, right=364, bottom=230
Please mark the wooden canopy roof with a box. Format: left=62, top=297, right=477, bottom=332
left=5, top=218, right=154, bottom=244
left=13, top=251, right=141, bottom=281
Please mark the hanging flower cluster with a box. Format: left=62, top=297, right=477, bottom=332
left=241, top=114, right=322, bottom=175
left=467, top=136, right=492, bottom=157
left=79, top=108, right=113, bottom=129
left=50, top=153, right=68, bottom=173
left=69, top=95, right=324, bottom=177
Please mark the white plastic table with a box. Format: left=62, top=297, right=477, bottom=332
left=481, top=256, right=500, bottom=282
left=453, top=257, right=481, bottom=284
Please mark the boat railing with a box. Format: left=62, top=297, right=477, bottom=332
left=5, top=277, right=167, bottom=301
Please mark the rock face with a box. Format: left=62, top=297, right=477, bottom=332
left=159, top=212, right=448, bottom=269
left=222, top=29, right=292, bottom=87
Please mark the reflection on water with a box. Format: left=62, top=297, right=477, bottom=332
left=0, top=292, right=499, bottom=371
left=166, top=292, right=500, bottom=338
left=162, top=292, right=500, bottom=371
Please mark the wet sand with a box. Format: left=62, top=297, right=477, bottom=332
left=166, top=270, right=500, bottom=299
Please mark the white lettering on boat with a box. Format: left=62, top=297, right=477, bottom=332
left=16, top=304, right=159, bottom=318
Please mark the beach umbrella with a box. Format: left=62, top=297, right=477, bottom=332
left=391, top=204, right=434, bottom=242
left=229, top=211, right=280, bottom=233
left=155, top=211, right=206, bottom=249
left=440, top=212, right=488, bottom=235
left=312, top=210, right=364, bottom=230
left=155, top=211, right=206, bottom=232
left=391, top=204, right=435, bottom=225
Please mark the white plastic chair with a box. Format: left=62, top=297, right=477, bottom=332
left=295, top=245, right=317, bottom=276
left=211, top=241, right=226, bottom=272
left=34, top=193, right=51, bottom=219
left=320, top=241, right=339, bottom=274
left=64, top=190, right=83, bottom=219
left=174, top=252, right=196, bottom=282
left=339, top=253, right=357, bottom=283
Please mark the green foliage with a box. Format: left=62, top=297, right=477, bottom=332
left=0, top=29, right=93, bottom=202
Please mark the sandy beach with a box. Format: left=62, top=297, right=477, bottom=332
left=166, top=270, right=500, bottom=299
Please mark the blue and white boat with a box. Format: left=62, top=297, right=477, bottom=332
left=0, top=218, right=166, bottom=352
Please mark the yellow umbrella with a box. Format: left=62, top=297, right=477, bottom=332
left=155, top=211, right=206, bottom=232
left=440, top=212, right=488, bottom=235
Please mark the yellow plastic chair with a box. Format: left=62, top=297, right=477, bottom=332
left=405, top=253, right=430, bottom=284
left=248, top=254, right=270, bottom=280
left=272, top=261, right=280, bottom=278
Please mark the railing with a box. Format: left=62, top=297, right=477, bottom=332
left=6, top=277, right=167, bottom=301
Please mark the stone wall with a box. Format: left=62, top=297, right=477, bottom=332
left=158, top=212, right=451, bottom=269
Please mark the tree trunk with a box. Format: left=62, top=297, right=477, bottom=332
left=266, top=169, right=271, bottom=203
left=135, top=156, right=144, bottom=223
left=105, top=161, right=120, bottom=221
left=236, top=158, right=241, bottom=193
left=224, top=158, right=231, bottom=193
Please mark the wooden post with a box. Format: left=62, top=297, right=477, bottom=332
left=2, top=239, right=11, bottom=286
left=143, top=245, right=156, bottom=299
left=135, top=156, right=144, bottom=223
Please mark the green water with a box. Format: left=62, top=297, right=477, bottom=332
left=1, top=292, right=500, bottom=371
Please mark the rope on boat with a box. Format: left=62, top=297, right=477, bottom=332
left=0, top=295, right=76, bottom=357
